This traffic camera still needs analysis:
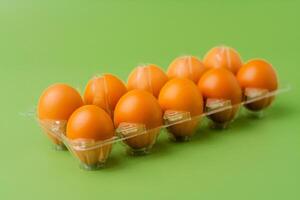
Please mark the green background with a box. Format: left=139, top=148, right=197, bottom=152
left=1, top=0, right=299, bottom=199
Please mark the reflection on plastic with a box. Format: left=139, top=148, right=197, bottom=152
left=244, top=88, right=269, bottom=99
left=63, top=137, right=113, bottom=170
left=163, top=110, right=191, bottom=125
left=116, top=123, right=147, bottom=138
left=38, top=120, right=67, bottom=150
left=206, top=99, right=232, bottom=112
left=116, top=123, right=160, bottom=154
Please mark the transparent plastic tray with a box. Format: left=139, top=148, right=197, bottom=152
left=37, top=85, right=290, bottom=170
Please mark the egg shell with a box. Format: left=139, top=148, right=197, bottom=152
left=127, top=64, right=168, bottom=97
left=237, top=59, right=278, bottom=111
left=38, top=83, right=83, bottom=120
left=114, top=89, right=163, bottom=151
left=167, top=56, right=207, bottom=83
left=203, top=46, right=242, bottom=74
left=84, top=74, right=127, bottom=117
left=66, top=105, right=115, bottom=167
left=38, top=83, right=83, bottom=147
left=158, top=78, right=203, bottom=140
left=198, top=68, right=242, bottom=124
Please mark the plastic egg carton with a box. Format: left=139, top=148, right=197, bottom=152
left=38, top=85, right=290, bottom=170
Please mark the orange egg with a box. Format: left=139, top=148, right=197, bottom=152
left=158, top=78, right=203, bottom=141
left=167, top=56, right=207, bottom=83
left=203, top=46, right=242, bottom=74
left=66, top=105, right=115, bottom=168
left=114, top=90, right=163, bottom=154
left=198, top=68, right=242, bottom=125
left=38, top=84, right=83, bottom=120
left=127, top=64, right=168, bottom=97
left=38, top=83, right=83, bottom=147
left=237, top=59, right=278, bottom=111
left=84, top=74, right=127, bottom=117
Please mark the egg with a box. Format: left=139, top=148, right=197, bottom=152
left=38, top=83, right=83, bottom=147
left=167, top=56, right=207, bottom=83
left=127, top=64, right=168, bottom=97
left=158, top=78, right=203, bottom=141
left=114, top=89, right=163, bottom=154
left=84, top=74, right=127, bottom=117
left=198, top=68, right=242, bottom=126
left=203, top=46, right=242, bottom=74
left=237, top=59, right=278, bottom=111
left=66, top=105, right=115, bottom=169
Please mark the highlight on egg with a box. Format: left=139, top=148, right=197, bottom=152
left=203, top=46, right=243, bottom=74
left=37, top=83, right=83, bottom=148
left=237, top=59, right=278, bottom=111
left=66, top=105, right=115, bottom=169
left=84, top=74, right=127, bottom=117
left=127, top=64, right=168, bottom=97
left=114, top=89, right=163, bottom=155
left=158, top=78, right=203, bottom=141
left=198, top=68, right=242, bottom=127
left=167, top=55, right=207, bottom=83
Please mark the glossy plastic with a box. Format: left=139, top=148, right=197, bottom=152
left=37, top=85, right=290, bottom=170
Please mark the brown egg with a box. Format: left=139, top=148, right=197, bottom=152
left=203, top=46, right=242, bottom=74
left=127, top=64, right=168, bottom=97
left=198, top=68, right=242, bottom=126
left=38, top=83, right=83, bottom=148
left=158, top=78, right=203, bottom=141
left=66, top=105, right=115, bottom=169
left=237, top=59, right=278, bottom=111
left=114, top=90, right=163, bottom=154
left=167, top=56, right=207, bottom=83
left=84, top=74, right=127, bottom=117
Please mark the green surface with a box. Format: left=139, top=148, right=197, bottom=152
left=1, top=0, right=299, bottom=199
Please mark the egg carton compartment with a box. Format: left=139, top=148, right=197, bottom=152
left=38, top=119, right=67, bottom=150
left=37, top=85, right=290, bottom=170
left=116, top=123, right=161, bottom=156
left=61, top=135, right=115, bottom=170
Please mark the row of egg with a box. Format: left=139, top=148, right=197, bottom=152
left=37, top=46, right=278, bottom=169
